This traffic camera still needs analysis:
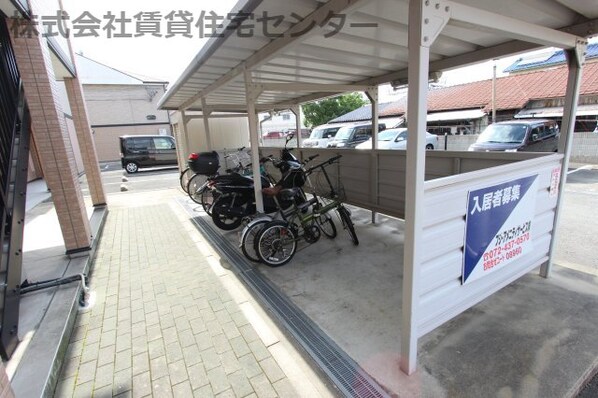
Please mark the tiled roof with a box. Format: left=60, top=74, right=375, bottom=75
left=504, top=43, right=598, bottom=73
left=351, top=61, right=598, bottom=117
left=328, top=102, right=396, bottom=123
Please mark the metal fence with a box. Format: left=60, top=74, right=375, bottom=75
left=0, top=16, right=30, bottom=360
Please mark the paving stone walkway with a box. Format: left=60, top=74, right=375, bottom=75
left=53, top=194, right=332, bottom=398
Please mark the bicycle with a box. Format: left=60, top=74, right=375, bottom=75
left=239, top=154, right=333, bottom=262
left=253, top=155, right=357, bottom=267
left=186, top=147, right=252, bottom=214
left=179, top=167, right=194, bottom=193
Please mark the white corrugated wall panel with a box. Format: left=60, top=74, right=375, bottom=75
left=416, top=154, right=563, bottom=337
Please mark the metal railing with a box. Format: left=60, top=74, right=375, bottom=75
left=0, top=15, right=30, bottom=360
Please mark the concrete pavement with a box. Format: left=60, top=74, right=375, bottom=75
left=51, top=190, right=333, bottom=397
left=9, top=164, right=598, bottom=397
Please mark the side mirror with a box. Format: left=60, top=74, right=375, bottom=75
left=327, top=134, right=332, bottom=138
left=531, top=133, right=539, bottom=142
left=286, top=133, right=294, bottom=142
left=395, top=137, right=405, bottom=142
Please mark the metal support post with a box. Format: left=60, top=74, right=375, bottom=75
left=245, top=70, right=265, bottom=213
left=492, top=62, right=497, bottom=123
left=401, top=0, right=449, bottom=375
left=179, top=109, right=191, bottom=157
left=290, top=105, right=303, bottom=148
left=366, top=86, right=379, bottom=223
left=201, top=98, right=213, bottom=151
left=541, top=41, right=586, bottom=278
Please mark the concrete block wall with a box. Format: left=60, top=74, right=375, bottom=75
left=442, top=133, right=598, bottom=163
left=569, top=132, right=598, bottom=164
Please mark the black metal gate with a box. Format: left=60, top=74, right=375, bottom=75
left=0, top=13, right=30, bottom=360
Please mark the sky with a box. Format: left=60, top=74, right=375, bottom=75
left=57, top=0, right=595, bottom=104
left=60, top=0, right=239, bottom=84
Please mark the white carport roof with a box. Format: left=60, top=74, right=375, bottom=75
left=158, top=0, right=597, bottom=380
left=158, top=0, right=598, bottom=113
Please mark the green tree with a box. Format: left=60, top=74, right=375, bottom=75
left=302, top=93, right=367, bottom=128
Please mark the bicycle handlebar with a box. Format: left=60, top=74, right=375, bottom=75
left=305, top=155, right=342, bottom=174
left=304, top=154, right=319, bottom=164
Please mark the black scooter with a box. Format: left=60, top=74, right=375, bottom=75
left=210, top=135, right=303, bottom=230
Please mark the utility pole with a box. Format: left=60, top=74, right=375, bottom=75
left=492, top=60, right=497, bottom=123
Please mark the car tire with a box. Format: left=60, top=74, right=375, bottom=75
left=125, top=162, right=139, bottom=173
left=426, top=144, right=434, bottom=150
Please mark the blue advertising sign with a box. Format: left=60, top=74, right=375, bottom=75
left=462, top=175, right=539, bottom=284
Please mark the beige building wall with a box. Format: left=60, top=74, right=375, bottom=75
left=84, top=84, right=170, bottom=126
left=83, top=84, right=171, bottom=161
left=170, top=111, right=250, bottom=159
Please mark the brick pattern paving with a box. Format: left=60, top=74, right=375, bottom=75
left=54, top=204, right=301, bottom=397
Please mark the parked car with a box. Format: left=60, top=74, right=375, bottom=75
left=355, top=128, right=438, bottom=150
left=119, top=135, right=177, bottom=173
left=468, top=119, right=559, bottom=152
left=284, top=128, right=311, bottom=138
left=303, top=124, right=344, bottom=148
left=327, top=122, right=386, bottom=148
left=262, top=131, right=285, bottom=139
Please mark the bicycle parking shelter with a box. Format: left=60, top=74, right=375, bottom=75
left=159, top=0, right=595, bottom=378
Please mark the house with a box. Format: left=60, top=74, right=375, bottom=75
left=329, top=56, right=598, bottom=135
left=327, top=102, right=404, bottom=128
left=504, top=43, right=598, bottom=74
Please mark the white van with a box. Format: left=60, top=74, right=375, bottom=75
left=302, top=123, right=345, bottom=148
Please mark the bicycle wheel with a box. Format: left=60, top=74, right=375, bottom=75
left=240, top=217, right=271, bottom=262
left=200, top=188, right=218, bottom=215
left=179, top=168, right=193, bottom=193
left=255, top=221, right=297, bottom=267
left=211, top=195, right=244, bottom=231
left=337, top=205, right=359, bottom=246
left=316, top=212, right=337, bottom=239
left=187, top=174, right=208, bottom=204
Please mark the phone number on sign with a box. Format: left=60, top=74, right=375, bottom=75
left=482, top=232, right=530, bottom=271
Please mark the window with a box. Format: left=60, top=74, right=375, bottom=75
left=128, top=138, right=152, bottom=150
left=530, top=126, right=543, bottom=140
left=325, top=128, right=339, bottom=138
left=354, top=128, right=370, bottom=139
left=153, top=137, right=174, bottom=150
left=282, top=114, right=291, bottom=121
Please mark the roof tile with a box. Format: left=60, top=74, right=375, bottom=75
left=341, top=61, right=598, bottom=120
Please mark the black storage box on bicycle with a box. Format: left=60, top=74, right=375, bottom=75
left=188, top=151, right=219, bottom=175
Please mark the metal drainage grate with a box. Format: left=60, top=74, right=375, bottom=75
left=178, top=199, right=390, bottom=398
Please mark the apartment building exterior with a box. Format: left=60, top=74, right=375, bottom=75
left=0, top=0, right=106, bottom=371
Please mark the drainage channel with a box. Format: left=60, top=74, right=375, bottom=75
left=180, top=200, right=390, bottom=398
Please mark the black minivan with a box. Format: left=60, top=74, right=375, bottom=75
left=119, top=135, right=177, bottom=173
left=469, top=119, right=559, bottom=152
left=326, top=122, right=386, bottom=148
